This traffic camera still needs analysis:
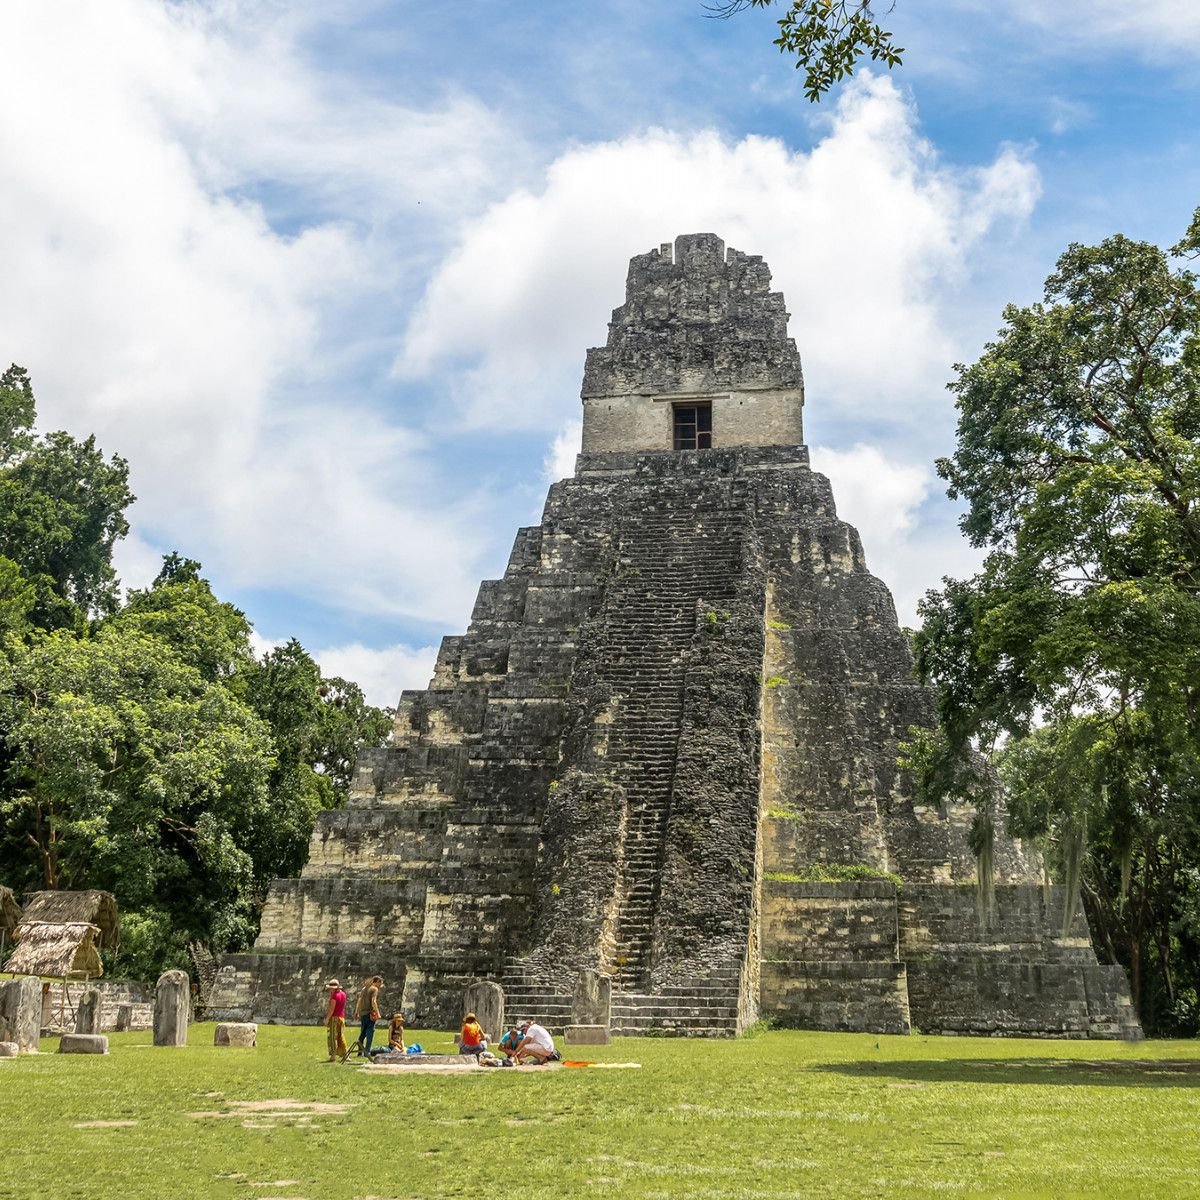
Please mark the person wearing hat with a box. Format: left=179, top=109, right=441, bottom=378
left=457, top=1011, right=487, bottom=1057
left=513, top=1018, right=559, bottom=1065
left=324, top=978, right=348, bottom=1062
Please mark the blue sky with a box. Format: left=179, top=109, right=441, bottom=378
left=2, top=1, right=1198, bottom=703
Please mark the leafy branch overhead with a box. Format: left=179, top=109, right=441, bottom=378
left=708, top=1, right=903, bottom=101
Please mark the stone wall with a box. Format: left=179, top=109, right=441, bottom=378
left=39, top=980, right=153, bottom=1033
left=758, top=881, right=911, bottom=1034
left=580, top=233, right=804, bottom=454
left=582, top=388, right=805, bottom=456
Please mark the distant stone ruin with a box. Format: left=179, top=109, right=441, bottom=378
left=212, top=234, right=1140, bottom=1039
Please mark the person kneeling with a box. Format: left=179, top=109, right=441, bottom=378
left=514, top=1019, right=560, bottom=1065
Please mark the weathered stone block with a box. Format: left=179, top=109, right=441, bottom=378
left=74, top=988, right=101, bottom=1035
left=214, top=1022, right=257, bottom=1047
left=572, top=970, right=611, bottom=1028
left=0, top=976, right=41, bottom=1053
left=463, top=980, right=504, bottom=1042
left=153, top=970, right=189, bottom=1047
left=115, top=1004, right=133, bottom=1032
left=0, top=1041, right=18, bottom=1057
left=565, top=1024, right=610, bottom=1045
left=59, top=1033, right=109, bottom=1054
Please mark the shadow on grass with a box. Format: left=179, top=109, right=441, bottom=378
left=812, top=1058, right=1200, bottom=1088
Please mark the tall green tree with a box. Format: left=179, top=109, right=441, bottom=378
left=0, top=364, right=133, bottom=632
left=0, top=366, right=392, bottom=978
left=0, top=624, right=275, bottom=969
left=911, top=209, right=1200, bottom=1032
left=117, top=553, right=256, bottom=684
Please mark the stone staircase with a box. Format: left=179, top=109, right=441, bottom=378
left=611, top=968, right=743, bottom=1037
left=500, top=963, right=743, bottom=1037
left=598, top=500, right=748, bottom=991
left=499, top=964, right=572, bottom=1032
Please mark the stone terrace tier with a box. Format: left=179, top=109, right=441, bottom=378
left=212, top=445, right=1139, bottom=1038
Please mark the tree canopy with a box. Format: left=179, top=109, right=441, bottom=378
left=0, top=367, right=392, bottom=979
left=910, top=210, right=1200, bottom=1032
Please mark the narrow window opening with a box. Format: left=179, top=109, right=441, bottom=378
left=673, top=403, right=713, bottom=450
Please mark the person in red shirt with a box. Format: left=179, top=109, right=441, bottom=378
left=457, top=1011, right=487, bottom=1056
left=324, top=978, right=348, bottom=1061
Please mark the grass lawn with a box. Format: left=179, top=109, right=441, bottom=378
left=2, top=1024, right=1198, bottom=1199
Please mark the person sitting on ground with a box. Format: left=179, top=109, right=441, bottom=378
left=324, top=978, right=348, bottom=1062
left=457, top=1011, right=488, bottom=1056
left=387, top=1011, right=406, bottom=1052
left=513, top=1018, right=560, bottom=1065
left=353, top=974, right=383, bottom=1057
left=498, top=1024, right=522, bottom=1060
left=368, top=1011, right=406, bottom=1058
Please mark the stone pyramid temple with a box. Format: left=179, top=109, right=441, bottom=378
left=212, top=234, right=1140, bottom=1039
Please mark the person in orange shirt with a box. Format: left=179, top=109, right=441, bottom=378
left=457, top=1011, right=487, bottom=1057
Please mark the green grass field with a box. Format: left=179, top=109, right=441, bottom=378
left=2, top=1024, right=1199, bottom=1199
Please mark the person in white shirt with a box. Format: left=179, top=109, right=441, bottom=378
left=514, top=1019, right=559, bottom=1064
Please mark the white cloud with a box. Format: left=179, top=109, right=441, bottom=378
left=1011, top=0, right=1200, bottom=54
left=809, top=444, right=933, bottom=623
left=248, top=629, right=282, bottom=659
left=1046, top=96, right=1093, bottom=136
left=312, top=641, right=439, bottom=708
left=113, top=531, right=168, bottom=597
left=397, top=74, right=1040, bottom=435
left=544, top=420, right=583, bottom=482
left=0, top=0, right=505, bottom=628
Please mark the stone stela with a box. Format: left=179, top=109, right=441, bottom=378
left=211, top=234, right=1140, bottom=1040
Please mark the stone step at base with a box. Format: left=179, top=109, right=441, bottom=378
left=614, top=992, right=739, bottom=1009
left=613, top=1005, right=739, bottom=1021
left=610, top=1020, right=739, bottom=1038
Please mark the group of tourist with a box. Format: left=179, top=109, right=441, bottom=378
left=458, top=1011, right=560, bottom=1065
left=322, top=975, right=403, bottom=1061
left=321, top=976, right=559, bottom=1065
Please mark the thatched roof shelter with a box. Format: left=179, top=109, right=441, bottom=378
left=3, top=921, right=104, bottom=978
left=22, top=890, right=118, bottom=950
left=0, top=886, right=21, bottom=936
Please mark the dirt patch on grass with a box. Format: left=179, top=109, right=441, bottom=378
left=187, top=1098, right=355, bottom=1129
left=73, top=1120, right=139, bottom=1128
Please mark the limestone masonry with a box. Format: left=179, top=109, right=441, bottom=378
left=212, top=234, right=1140, bottom=1038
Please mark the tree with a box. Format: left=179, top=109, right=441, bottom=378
left=0, top=365, right=393, bottom=979
left=911, top=209, right=1200, bottom=1032
left=0, top=623, right=275, bottom=967
left=117, top=553, right=256, bottom=684
left=243, top=639, right=392, bottom=880
left=708, top=1, right=903, bottom=101
left=0, top=364, right=133, bottom=632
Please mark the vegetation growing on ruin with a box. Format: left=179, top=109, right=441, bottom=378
left=2, top=1024, right=1198, bottom=1199
left=765, top=863, right=902, bottom=888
